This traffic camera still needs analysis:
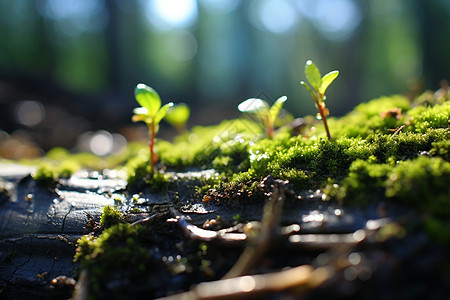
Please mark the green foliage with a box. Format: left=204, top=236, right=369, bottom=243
left=300, top=60, right=339, bottom=139
left=301, top=60, right=339, bottom=96
left=132, top=83, right=173, bottom=172
left=100, top=205, right=124, bottom=228
left=238, top=96, right=287, bottom=138
left=165, top=103, right=190, bottom=132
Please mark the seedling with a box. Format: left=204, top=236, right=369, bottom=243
left=165, top=103, right=190, bottom=133
left=132, top=83, right=173, bottom=173
left=238, top=96, right=288, bottom=139
left=300, top=60, right=339, bottom=140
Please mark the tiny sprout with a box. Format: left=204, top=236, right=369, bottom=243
left=300, top=60, right=339, bottom=140
left=165, top=103, right=190, bottom=133
left=238, top=96, right=288, bottom=138
left=132, top=83, right=173, bottom=173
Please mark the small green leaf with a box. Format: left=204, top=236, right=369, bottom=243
left=131, top=114, right=147, bottom=123
left=305, top=60, right=321, bottom=90
left=238, top=98, right=269, bottom=113
left=134, top=83, right=161, bottom=116
left=133, top=107, right=148, bottom=115
left=132, top=107, right=148, bottom=123
left=269, top=96, right=287, bottom=123
left=300, top=81, right=318, bottom=100
left=165, top=103, right=190, bottom=128
left=319, top=70, right=339, bottom=95
left=154, top=102, right=173, bottom=124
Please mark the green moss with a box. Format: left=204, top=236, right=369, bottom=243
left=74, top=223, right=151, bottom=297
left=157, top=119, right=262, bottom=170
left=326, top=95, right=410, bottom=138
left=332, top=157, right=450, bottom=215
left=100, top=205, right=124, bottom=228
left=407, top=101, right=450, bottom=133
left=367, top=128, right=449, bottom=162
left=126, top=154, right=169, bottom=192
left=247, top=136, right=372, bottom=188
left=33, top=164, right=58, bottom=187
left=430, top=140, right=450, bottom=161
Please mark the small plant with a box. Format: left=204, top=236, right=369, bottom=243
left=300, top=60, right=339, bottom=140
left=165, top=103, right=190, bottom=133
left=132, top=83, right=173, bottom=173
left=100, top=205, right=124, bottom=228
left=238, top=96, right=288, bottom=138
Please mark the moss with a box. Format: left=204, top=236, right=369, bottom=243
left=407, top=101, right=450, bottom=133
left=367, top=128, right=449, bottom=162
left=326, top=95, right=410, bottom=138
left=332, top=157, right=450, bottom=215
left=246, top=136, right=372, bottom=188
left=157, top=119, right=262, bottom=170
left=33, top=164, right=58, bottom=187
left=125, top=153, right=169, bottom=192
left=74, top=223, right=152, bottom=297
left=100, top=205, right=124, bottom=228
left=430, top=140, right=450, bottom=161
left=23, top=93, right=448, bottom=228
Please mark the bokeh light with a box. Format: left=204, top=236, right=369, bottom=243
left=165, top=30, right=198, bottom=61
left=297, top=0, right=361, bottom=41
left=77, top=130, right=127, bottom=157
left=15, top=100, right=46, bottom=127
left=144, top=0, right=198, bottom=31
left=249, top=0, right=300, bottom=34
left=201, top=0, right=241, bottom=14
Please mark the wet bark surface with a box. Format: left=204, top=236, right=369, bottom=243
left=0, top=164, right=124, bottom=298
left=1, top=163, right=449, bottom=299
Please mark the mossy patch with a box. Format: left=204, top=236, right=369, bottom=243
left=100, top=205, right=124, bottom=228
left=134, top=93, right=448, bottom=213
left=74, top=223, right=163, bottom=298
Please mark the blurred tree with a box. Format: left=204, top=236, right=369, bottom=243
left=0, top=0, right=449, bottom=152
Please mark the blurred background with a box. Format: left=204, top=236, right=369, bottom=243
left=0, top=0, right=449, bottom=159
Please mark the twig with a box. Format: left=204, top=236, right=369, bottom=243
left=156, top=264, right=331, bottom=300
left=169, top=208, right=246, bottom=244
left=389, top=125, right=405, bottom=138
left=222, top=180, right=286, bottom=279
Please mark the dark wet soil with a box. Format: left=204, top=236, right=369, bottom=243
left=1, top=164, right=450, bottom=299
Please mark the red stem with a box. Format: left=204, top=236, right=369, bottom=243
left=320, top=111, right=331, bottom=140
left=149, top=122, right=156, bottom=173
left=315, top=95, right=331, bottom=140
left=267, top=123, right=274, bottom=139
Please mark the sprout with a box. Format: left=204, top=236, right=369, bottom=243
left=132, top=83, right=173, bottom=173
left=300, top=60, right=339, bottom=140
left=238, top=96, right=287, bottom=139
left=165, top=103, right=190, bottom=133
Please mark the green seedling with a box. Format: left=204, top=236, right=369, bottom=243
left=132, top=83, right=173, bottom=173
left=300, top=60, right=339, bottom=140
left=165, top=103, right=190, bottom=133
left=238, top=96, right=288, bottom=139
